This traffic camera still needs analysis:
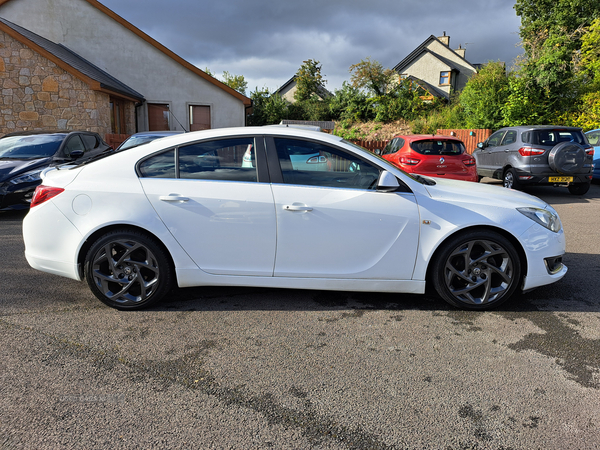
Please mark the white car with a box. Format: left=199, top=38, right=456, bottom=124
left=23, top=127, right=567, bottom=310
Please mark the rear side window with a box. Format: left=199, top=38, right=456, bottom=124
left=382, top=138, right=405, bottom=155
left=532, top=130, right=586, bottom=146
left=409, top=139, right=465, bottom=155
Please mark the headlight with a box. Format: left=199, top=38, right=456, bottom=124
left=517, top=207, right=562, bottom=233
left=8, top=169, right=43, bottom=185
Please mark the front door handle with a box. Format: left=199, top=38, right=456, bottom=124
left=159, top=194, right=189, bottom=202
left=283, top=204, right=313, bottom=212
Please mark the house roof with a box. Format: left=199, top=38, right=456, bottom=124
left=393, top=34, right=477, bottom=73
left=0, top=17, right=145, bottom=102
left=275, top=75, right=333, bottom=99
left=0, top=0, right=251, bottom=106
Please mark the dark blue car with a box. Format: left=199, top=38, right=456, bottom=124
left=0, top=130, right=111, bottom=210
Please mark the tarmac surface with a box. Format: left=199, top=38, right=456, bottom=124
left=1, top=180, right=599, bottom=449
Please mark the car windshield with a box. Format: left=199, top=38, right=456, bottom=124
left=409, top=139, right=465, bottom=155
left=0, top=134, right=65, bottom=159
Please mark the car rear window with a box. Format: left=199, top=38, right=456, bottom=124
left=409, top=139, right=465, bottom=155
left=528, top=130, right=586, bottom=146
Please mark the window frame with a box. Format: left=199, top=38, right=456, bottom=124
left=136, top=135, right=270, bottom=183
left=439, top=71, right=451, bottom=86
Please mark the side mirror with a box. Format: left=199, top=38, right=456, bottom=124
left=69, top=150, right=84, bottom=159
left=374, top=148, right=382, bottom=156
left=477, top=142, right=485, bottom=150
left=377, top=171, right=400, bottom=192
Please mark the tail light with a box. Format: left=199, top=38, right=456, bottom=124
left=585, top=147, right=594, bottom=156
left=399, top=157, right=420, bottom=165
left=463, top=156, right=476, bottom=166
left=30, top=185, right=64, bottom=208
left=519, top=147, right=546, bottom=157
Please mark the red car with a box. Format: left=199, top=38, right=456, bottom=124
left=377, top=135, right=478, bottom=182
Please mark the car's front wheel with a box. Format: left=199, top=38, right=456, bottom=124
left=84, top=229, right=173, bottom=310
left=567, top=182, right=590, bottom=195
left=431, top=230, right=522, bottom=310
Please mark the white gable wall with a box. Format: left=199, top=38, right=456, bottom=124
left=403, top=52, right=453, bottom=97
left=0, top=0, right=247, bottom=130
left=425, top=39, right=476, bottom=92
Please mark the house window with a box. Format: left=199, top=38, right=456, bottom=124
left=189, top=105, right=211, bottom=131
left=439, top=71, right=451, bottom=86
left=110, top=97, right=126, bottom=134
left=148, top=103, right=170, bottom=131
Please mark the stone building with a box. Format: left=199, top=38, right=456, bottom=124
left=0, top=0, right=251, bottom=139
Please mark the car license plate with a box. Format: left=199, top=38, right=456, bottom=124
left=548, top=176, right=573, bottom=182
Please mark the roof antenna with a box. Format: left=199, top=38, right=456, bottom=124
left=167, top=105, right=189, bottom=132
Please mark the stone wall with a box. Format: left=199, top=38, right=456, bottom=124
left=0, top=30, right=132, bottom=137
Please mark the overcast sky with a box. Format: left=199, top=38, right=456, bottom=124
left=100, top=0, right=524, bottom=96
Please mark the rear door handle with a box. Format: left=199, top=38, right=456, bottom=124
left=159, top=194, right=189, bottom=202
left=283, top=204, right=313, bottom=212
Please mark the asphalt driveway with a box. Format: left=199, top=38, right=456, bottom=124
left=1, top=181, right=599, bottom=449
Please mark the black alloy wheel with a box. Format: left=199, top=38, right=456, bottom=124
left=84, top=229, right=173, bottom=310
left=432, top=230, right=522, bottom=310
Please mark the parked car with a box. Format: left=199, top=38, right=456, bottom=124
left=116, top=131, right=184, bottom=152
left=375, top=135, right=477, bottom=182
left=0, top=130, right=111, bottom=211
left=474, top=125, right=594, bottom=194
left=23, top=127, right=567, bottom=311
left=584, top=129, right=600, bottom=181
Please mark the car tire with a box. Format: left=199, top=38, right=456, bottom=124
left=84, top=229, right=173, bottom=310
left=568, top=182, right=591, bottom=195
left=548, top=142, right=586, bottom=174
left=431, top=230, right=522, bottom=310
left=503, top=168, right=521, bottom=190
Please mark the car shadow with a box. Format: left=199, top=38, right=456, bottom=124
left=150, top=250, right=599, bottom=314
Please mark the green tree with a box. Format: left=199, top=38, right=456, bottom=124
left=329, top=82, right=373, bottom=121
left=349, top=58, right=395, bottom=97
left=294, top=59, right=326, bottom=102
left=246, top=88, right=289, bottom=126
left=203, top=68, right=248, bottom=95
left=512, top=0, right=600, bottom=116
left=222, top=71, right=248, bottom=96
left=459, top=61, right=510, bottom=129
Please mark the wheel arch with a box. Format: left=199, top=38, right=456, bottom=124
left=77, top=224, right=176, bottom=280
left=424, top=225, right=528, bottom=289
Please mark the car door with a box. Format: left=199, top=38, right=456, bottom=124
left=267, top=136, right=420, bottom=280
left=475, top=130, right=506, bottom=178
left=139, top=136, right=277, bottom=276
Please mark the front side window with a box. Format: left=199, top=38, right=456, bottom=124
left=501, top=130, right=517, bottom=146
left=274, top=138, right=380, bottom=190
left=63, top=135, right=85, bottom=157
left=138, top=137, right=257, bottom=183
left=486, top=130, right=507, bottom=147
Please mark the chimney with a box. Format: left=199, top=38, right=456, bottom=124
left=438, top=31, right=450, bottom=46
left=455, top=44, right=466, bottom=59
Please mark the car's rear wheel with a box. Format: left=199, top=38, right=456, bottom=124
left=503, top=168, right=521, bottom=190
left=568, top=182, right=591, bottom=195
left=84, top=229, right=173, bottom=310
left=432, top=230, right=522, bottom=310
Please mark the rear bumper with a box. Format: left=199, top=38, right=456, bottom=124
left=514, top=168, right=592, bottom=185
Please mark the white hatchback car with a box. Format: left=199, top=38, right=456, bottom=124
left=23, top=127, right=567, bottom=310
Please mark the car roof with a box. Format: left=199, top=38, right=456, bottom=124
left=2, top=130, right=99, bottom=138
left=393, top=134, right=463, bottom=142
left=499, top=125, right=583, bottom=132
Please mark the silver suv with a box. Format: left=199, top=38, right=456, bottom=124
left=474, top=125, right=594, bottom=195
